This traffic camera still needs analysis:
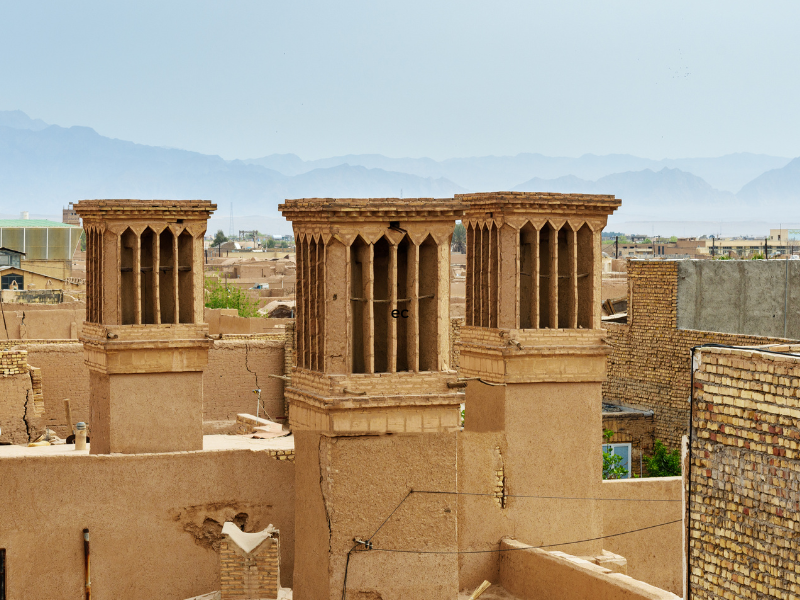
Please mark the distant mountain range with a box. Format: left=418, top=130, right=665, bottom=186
left=0, top=110, right=798, bottom=230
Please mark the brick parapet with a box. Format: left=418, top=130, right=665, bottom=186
left=688, top=346, right=800, bottom=599
left=0, top=349, right=29, bottom=375
left=604, top=261, right=795, bottom=450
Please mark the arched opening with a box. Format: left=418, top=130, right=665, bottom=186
left=577, top=224, right=594, bottom=329
left=120, top=228, right=136, bottom=325
left=419, top=235, right=439, bottom=371
left=350, top=236, right=370, bottom=373
left=373, top=236, right=391, bottom=373
left=178, top=230, right=194, bottom=324
left=519, top=223, right=537, bottom=329
left=538, top=223, right=554, bottom=328
left=159, top=228, right=176, bottom=324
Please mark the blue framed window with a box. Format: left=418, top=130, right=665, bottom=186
left=603, top=443, right=632, bottom=479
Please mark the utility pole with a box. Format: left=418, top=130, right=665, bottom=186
left=615, top=236, right=619, bottom=259
left=711, top=236, right=715, bottom=257
left=765, top=237, right=769, bottom=259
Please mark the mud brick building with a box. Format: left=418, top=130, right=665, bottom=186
left=74, top=199, right=216, bottom=454
left=604, top=259, right=799, bottom=450
left=279, top=197, right=465, bottom=600
left=689, top=345, right=800, bottom=600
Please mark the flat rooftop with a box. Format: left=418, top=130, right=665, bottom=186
left=0, top=434, right=294, bottom=459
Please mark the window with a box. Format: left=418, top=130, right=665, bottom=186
left=603, top=443, right=632, bottom=479
left=0, top=255, right=9, bottom=266
left=0, top=274, right=23, bottom=291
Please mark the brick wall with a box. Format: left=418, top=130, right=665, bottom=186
left=689, top=346, right=800, bottom=599
left=602, top=411, right=654, bottom=478
left=220, top=533, right=279, bottom=599
left=604, top=261, right=794, bottom=450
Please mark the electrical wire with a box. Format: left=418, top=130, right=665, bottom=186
left=342, top=488, right=683, bottom=597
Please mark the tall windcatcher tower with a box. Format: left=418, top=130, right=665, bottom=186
left=455, top=192, right=621, bottom=587
left=279, top=197, right=465, bottom=600
left=74, top=200, right=216, bottom=454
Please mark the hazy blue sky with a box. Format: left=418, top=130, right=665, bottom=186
left=2, top=1, right=798, bottom=161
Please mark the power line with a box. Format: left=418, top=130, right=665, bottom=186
left=342, top=488, right=682, bottom=598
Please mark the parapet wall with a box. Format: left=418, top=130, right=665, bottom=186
left=8, top=339, right=288, bottom=437
left=676, top=260, right=800, bottom=338
left=689, top=346, right=800, bottom=600
left=0, top=447, right=295, bottom=600
left=604, top=261, right=793, bottom=449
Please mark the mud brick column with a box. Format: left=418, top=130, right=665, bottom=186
left=455, top=192, right=621, bottom=589
left=279, top=198, right=465, bottom=600
left=74, top=200, right=216, bottom=454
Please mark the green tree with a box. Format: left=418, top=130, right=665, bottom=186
left=669, top=236, right=678, bottom=242
left=642, top=238, right=652, bottom=244
left=212, top=230, right=227, bottom=247
left=204, top=278, right=259, bottom=317
left=618, top=235, right=629, bottom=244
left=643, top=440, right=681, bottom=477
left=602, top=429, right=628, bottom=480
left=452, top=223, right=466, bottom=253
left=266, top=237, right=276, bottom=249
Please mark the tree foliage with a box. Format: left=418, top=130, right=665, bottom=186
left=602, top=429, right=628, bottom=480
left=212, top=229, right=227, bottom=247
left=643, top=440, right=681, bottom=477
left=204, top=277, right=259, bottom=317
left=266, top=237, right=276, bottom=249
left=452, top=223, right=466, bottom=253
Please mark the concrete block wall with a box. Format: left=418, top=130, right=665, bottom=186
left=604, top=261, right=794, bottom=450
left=689, top=346, right=800, bottom=599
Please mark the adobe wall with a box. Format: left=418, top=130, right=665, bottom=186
left=604, top=260, right=794, bottom=450
left=203, top=340, right=286, bottom=423
left=0, top=308, right=84, bottom=340
left=0, top=373, right=34, bottom=444
left=458, top=381, right=604, bottom=592
left=601, top=478, right=683, bottom=596
left=12, top=339, right=287, bottom=438
left=689, top=346, right=800, bottom=600
left=498, top=539, right=679, bottom=600
left=0, top=448, right=295, bottom=600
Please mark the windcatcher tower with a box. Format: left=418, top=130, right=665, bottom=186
left=74, top=200, right=216, bottom=454
left=279, top=198, right=465, bottom=600
left=455, top=192, right=621, bottom=587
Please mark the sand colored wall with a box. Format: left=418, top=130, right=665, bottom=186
left=458, top=381, right=604, bottom=591
left=689, top=346, right=800, bottom=600
left=0, top=448, right=295, bottom=600
left=600, top=478, right=683, bottom=595
left=203, top=340, right=286, bottom=422
left=11, top=340, right=287, bottom=438
left=499, top=539, right=680, bottom=600
left=0, top=372, right=34, bottom=443
left=292, top=431, right=459, bottom=600
left=604, top=260, right=793, bottom=450
left=89, top=371, right=204, bottom=454
left=0, top=308, right=84, bottom=339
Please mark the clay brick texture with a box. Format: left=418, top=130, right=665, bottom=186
left=604, top=261, right=794, bottom=450
left=689, top=346, right=800, bottom=600
left=219, top=536, right=279, bottom=600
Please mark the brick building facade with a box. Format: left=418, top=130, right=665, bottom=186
left=604, top=260, right=795, bottom=450
left=689, top=345, right=800, bottom=599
